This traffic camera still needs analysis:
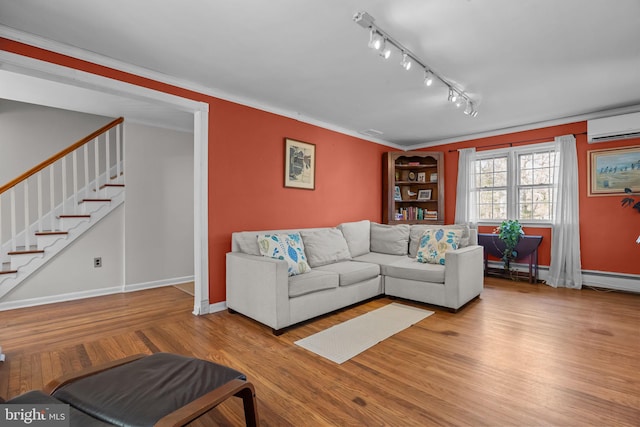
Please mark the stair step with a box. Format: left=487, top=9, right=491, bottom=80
left=35, top=231, right=69, bottom=236
left=0, top=262, right=17, bottom=275
left=58, top=214, right=91, bottom=218
left=8, top=249, right=45, bottom=256
left=101, top=183, right=125, bottom=189
left=80, top=198, right=111, bottom=203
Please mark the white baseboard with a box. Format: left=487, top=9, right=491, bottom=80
left=124, top=275, right=195, bottom=293
left=0, top=286, right=122, bottom=312
left=0, top=275, right=195, bottom=312
left=487, top=261, right=639, bottom=293
left=208, top=301, right=227, bottom=313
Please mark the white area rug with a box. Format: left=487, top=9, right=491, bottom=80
left=294, top=303, right=434, bottom=364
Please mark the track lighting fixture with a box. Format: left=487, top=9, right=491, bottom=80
left=354, top=11, right=478, bottom=117
left=401, top=53, right=412, bottom=71
left=424, top=70, right=434, bottom=87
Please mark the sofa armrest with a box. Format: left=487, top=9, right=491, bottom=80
left=226, top=252, right=290, bottom=330
left=444, top=245, right=484, bottom=309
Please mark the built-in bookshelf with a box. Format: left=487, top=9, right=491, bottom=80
left=382, top=151, right=444, bottom=224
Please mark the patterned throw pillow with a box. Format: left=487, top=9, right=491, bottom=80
left=257, top=233, right=311, bottom=276
left=416, top=228, right=462, bottom=265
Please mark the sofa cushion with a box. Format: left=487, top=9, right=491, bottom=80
left=235, top=232, right=262, bottom=256
left=370, top=223, right=410, bottom=255
left=315, top=261, right=380, bottom=287
left=337, top=220, right=371, bottom=257
left=300, top=229, right=352, bottom=267
left=353, top=252, right=407, bottom=276
left=385, top=257, right=446, bottom=283
left=409, top=224, right=471, bottom=257
left=289, top=269, right=339, bottom=297
left=257, top=233, right=311, bottom=276
left=417, top=228, right=462, bottom=265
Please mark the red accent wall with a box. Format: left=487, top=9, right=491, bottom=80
left=1, top=38, right=387, bottom=304
left=428, top=122, right=640, bottom=275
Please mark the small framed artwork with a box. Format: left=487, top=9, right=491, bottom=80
left=284, top=138, right=316, bottom=190
left=430, top=173, right=438, bottom=182
left=417, top=172, right=426, bottom=182
left=417, top=189, right=432, bottom=200
left=588, top=145, right=640, bottom=196
left=394, top=186, right=402, bottom=201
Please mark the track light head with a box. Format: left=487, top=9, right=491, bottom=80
left=380, top=40, right=391, bottom=59
left=424, top=71, right=434, bottom=87
left=464, top=99, right=473, bottom=115
left=368, top=29, right=384, bottom=50
left=448, top=88, right=457, bottom=103
left=400, top=53, right=412, bottom=70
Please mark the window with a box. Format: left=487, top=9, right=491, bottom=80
left=474, top=143, right=556, bottom=223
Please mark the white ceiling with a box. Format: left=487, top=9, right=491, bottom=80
left=1, top=0, right=639, bottom=147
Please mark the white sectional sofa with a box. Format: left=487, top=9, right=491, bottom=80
left=226, top=220, right=484, bottom=334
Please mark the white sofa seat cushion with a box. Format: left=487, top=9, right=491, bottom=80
left=315, top=261, right=380, bottom=287
left=385, top=257, right=446, bottom=283
left=289, top=270, right=338, bottom=298
left=353, top=252, right=406, bottom=275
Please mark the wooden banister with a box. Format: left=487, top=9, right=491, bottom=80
left=0, top=117, right=123, bottom=195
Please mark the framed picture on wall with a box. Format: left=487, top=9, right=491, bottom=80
left=588, top=145, right=640, bottom=196
left=284, top=138, right=316, bottom=190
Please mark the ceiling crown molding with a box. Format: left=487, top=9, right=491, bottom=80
left=0, top=25, right=400, bottom=149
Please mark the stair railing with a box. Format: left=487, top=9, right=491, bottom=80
left=0, top=117, right=124, bottom=257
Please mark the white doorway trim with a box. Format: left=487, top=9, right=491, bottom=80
left=0, top=50, right=210, bottom=314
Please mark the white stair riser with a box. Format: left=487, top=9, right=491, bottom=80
left=37, top=234, right=67, bottom=250
left=81, top=201, right=111, bottom=214
left=98, top=187, right=124, bottom=198
left=10, top=252, right=44, bottom=270
left=58, top=217, right=90, bottom=230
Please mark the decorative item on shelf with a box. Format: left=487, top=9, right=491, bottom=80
left=407, top=171, right=416, bottom=181
left=407, top=190, right=417, bottom=197
left=417, top=172, right=426, bottom=182
left=417, top=189, right=431, bottom=201
left=430, top=173, right=438, bottom=182
left=394, top=185, right=402, bottom=201
left=408, top=162, right=421, bottom=166
left=494, top=219, right=525, bottom=274
left=284, top=138, right=315, bottom=190
left=395, top=170, right=401, bottom=181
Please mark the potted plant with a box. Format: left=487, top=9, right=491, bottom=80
left=494, top=219, right=525, bottom=273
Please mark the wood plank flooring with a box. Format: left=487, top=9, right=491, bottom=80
left=0, top=278, right=638, bottom=426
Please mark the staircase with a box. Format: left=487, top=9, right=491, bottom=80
left=0, top=118, right=125, bottom=361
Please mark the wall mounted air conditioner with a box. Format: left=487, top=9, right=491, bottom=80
left=587, top=111, right=640, bottom=143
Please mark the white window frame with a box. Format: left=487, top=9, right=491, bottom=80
left=474, top=142, right=556, bottom=226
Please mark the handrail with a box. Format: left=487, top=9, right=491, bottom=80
left=0, top=117, right=124, bottom=195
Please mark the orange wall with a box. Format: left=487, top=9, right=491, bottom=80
left=428, top=122, right=640, bottom=275
left=1, top=38, right=387, bottom=304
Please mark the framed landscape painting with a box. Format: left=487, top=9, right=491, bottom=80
left=588, top=145, right=640, bottom=196
left=284, top=138, right=316, bottom=190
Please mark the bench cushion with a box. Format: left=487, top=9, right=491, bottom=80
left=315, top=261, right=380, bottom=287
left=52, top=353, right=246, bottom=427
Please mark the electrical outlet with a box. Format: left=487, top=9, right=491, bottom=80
left=94, top=257, right=102, bottom=268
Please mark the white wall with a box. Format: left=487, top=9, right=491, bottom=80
left=2, top=204, right=124, bottom=302
left=0, top=99, right=113, bottom=184
left=124, top=122, right=194, bottom=285
left=0, top=103, right=194, bottom=306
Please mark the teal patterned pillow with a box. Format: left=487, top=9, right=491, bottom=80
left=416, top=228, right=462, bottom=265
left=257, top=233, right=311, bottom=276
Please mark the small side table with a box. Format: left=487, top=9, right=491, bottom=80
left=478, top=234, right=543, bottom=283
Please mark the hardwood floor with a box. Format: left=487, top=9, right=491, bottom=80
left=0, top=278, right=638, bottom=426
